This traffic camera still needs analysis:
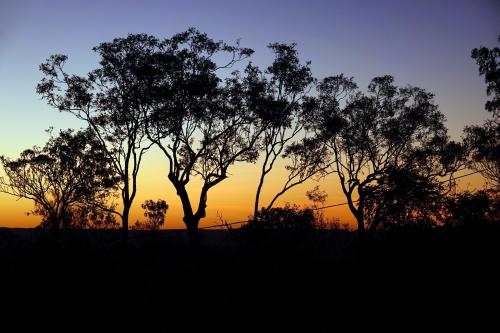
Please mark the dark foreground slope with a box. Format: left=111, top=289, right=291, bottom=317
left=0, top=226, right=498, bottom=332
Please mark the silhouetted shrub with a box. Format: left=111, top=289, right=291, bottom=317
left=64, top=205, right=120, bottom=230
left=132, top=199, right=169, bottom=231
left=363, top=167, right=447, bottom=232
left=241, top=204, right=316, bottom=246
left=444, top=190, right=499, bottom=227
left=244, top=204, right=315, bottom=231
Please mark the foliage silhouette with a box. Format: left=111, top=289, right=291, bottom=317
left=247, top=43, right=329, bottom=220
left=143, top=28, right=258, bottom=246
left=444, top=190, right=499, bottom=227
left=132, top=199, right=169, bottom=231
left=306, top=185, right=329, bottom=229
left=246, top=204, right=315, bottom=231
left=37, top=34, right=158, bottom=242
left=241, top=203, right=316, bottom=246
left=0, top=128, right=118, bottom=231
left=17, top=28, right=494, bottom=243
left=306, top=75, right=465, bottom=237
left=464, top=120, right=500, bottom=189
left=64, top=205, right=119, bottom=230
left=465, top=35, right=500, bottom=189
left=471, top=35, right=500, bottom=115
left=362, top=167, right=448, bottom=231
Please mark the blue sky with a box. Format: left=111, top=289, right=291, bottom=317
left=0, top=0, right=499, bottom=156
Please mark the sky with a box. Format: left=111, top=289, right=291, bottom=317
left=0, top=0, right=498, bottom=229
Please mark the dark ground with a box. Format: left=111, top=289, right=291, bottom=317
left=0, top=226, right=498, bottom=332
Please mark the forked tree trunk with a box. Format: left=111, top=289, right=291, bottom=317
left=346, top=196, right=365, bottom=240
left=171, top=176, right=201, bottom=248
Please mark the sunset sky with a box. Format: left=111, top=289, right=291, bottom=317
left=0, top=0, right=498, bottom=229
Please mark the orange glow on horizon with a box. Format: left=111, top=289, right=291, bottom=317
left=0, top=145, right=489, bottom=231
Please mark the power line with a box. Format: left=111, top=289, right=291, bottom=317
left=195, top=169, right=486, bottom=230
left=310, top=169, right=485, bottom=211
left=199, top=220, right=248, bottom=230
left=439, top=169, right=484, bottom=183
left=311, top=200, right=356, bottom=211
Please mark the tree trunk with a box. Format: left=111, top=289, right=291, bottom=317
left=368, top=214, right=382, bottom=236
left=122, top=204, right=130, bottom=244
left=50, top=215, right=59, bottom=241
left=171, top=177, right=200, bottom=248
left=185, top=216, right=201, bottom=248
left=355, top=213, right=365, bottom=240
left=346, top=196, right=365, bottom=240
left=254, top=171, right=266, bottom=222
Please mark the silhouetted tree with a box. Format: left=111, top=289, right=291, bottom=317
left=471, top=35, right=500, bottom=115
left=362, top=167, right=448, bottom=230
left=308, top=75, right=464, bottom=237
left=464, top=121, right=500, bottom=189
left=464, top=36, right=500, bottom=189
left=37, top=35, right=158, bottom=241
left=144, top=28, right=258, bottom=246
left=306, top=185, right=328, bottom=229
left=132, top=199, right=169, bottom=231
left=259, top=137, right=330, bottom=217
left=247, top=43, right=328, bottom=220
left=0, top=129, right=117, bottom=231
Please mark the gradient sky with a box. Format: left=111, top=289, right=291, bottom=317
left=0, top=0, right=498, bottom=229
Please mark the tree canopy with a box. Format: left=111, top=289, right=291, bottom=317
left=248, top=43, right=329, bottom=220
left=0, top=129, right=118, bottom=230
left=2, top=28, right=494, bottom=243
left=143, top=28, right=259, bottom=245
left=465, top=35, right=500, bottom=189
left=37, top=34, right=160, bottom=240
left=306, top=75, right=464, bottom=235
